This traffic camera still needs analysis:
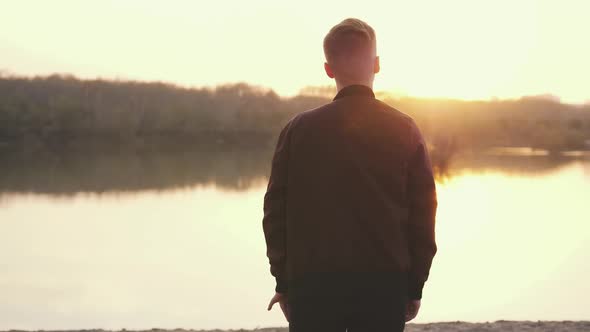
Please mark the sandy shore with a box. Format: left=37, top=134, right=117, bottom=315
left=6, top=321, right=589, bottom=332
left=223, top=321, right=588, bottom=331
left=252, top=321, right=588, bottom=331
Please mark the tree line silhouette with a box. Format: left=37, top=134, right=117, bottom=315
left=1, top=74, right=589, bottom=153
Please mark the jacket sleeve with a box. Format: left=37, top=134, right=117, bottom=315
left=262, top=120, right=293, bottom=294
left=406, top=121, right=438, bottom=300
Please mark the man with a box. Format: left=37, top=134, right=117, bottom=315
left=263, top=18, right=437, bottom=332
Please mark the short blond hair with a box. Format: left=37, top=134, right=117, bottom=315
left=323, top=18, right=376, bottom=65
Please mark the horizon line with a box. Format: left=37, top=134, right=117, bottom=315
left=1, top=69, right=589, bottom=107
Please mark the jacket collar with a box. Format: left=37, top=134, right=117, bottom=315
left=333, top=84, right=376, bottom=101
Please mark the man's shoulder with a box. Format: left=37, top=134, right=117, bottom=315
left=373, top=100, right=426, bottom=145
left=283, top=97, right=418, bottom=133
left=373, top=98, right=417, bottom=126
left=282, top=102, right=333, bottom=129
left=299, top=99, right=339, bottom=117
left=296, top=98, right=413, bottom=118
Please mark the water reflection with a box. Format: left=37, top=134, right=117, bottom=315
left=0, top=161, right=588, bottom=329
left=0, top=147, right=589, bottom=329
left=1, top=145, right=588, bottom=195
left=0, top=145, right=272, bottom=195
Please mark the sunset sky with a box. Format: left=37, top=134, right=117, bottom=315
left=1, top=0, right=589, bottom=103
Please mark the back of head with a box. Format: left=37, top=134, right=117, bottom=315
left=323, top=18, right=377, bottom=84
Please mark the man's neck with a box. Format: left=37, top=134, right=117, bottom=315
left=335, top=79, right=374, bottom=92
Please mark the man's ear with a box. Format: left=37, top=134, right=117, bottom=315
left=374, top=56, right=380, bottom=74
left=324, top=62, right=335, bottom=78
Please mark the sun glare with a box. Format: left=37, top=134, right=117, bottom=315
left=0, top=0, right=588, bottom=103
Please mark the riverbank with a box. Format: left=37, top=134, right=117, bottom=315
left=5, top=321, right=590, bottom=332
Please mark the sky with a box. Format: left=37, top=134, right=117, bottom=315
left=1, top=0, right=589, bottom=103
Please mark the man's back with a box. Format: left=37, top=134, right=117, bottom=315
left=263, top=18, right=437, bottom=332
left=286, top=85, right=421, bottom=278
left=264, top=83, right=436, bottom=290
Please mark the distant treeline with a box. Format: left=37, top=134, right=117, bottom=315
left=1, top=74, right=589, bottom=152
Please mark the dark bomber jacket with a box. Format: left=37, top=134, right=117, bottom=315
left=262, top=85, right=437, bottom=300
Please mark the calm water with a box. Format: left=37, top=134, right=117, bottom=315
left=0, top=150, right=589, bottom=329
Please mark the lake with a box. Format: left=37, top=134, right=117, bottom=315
left=1, top=148, right=589, bottom=329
